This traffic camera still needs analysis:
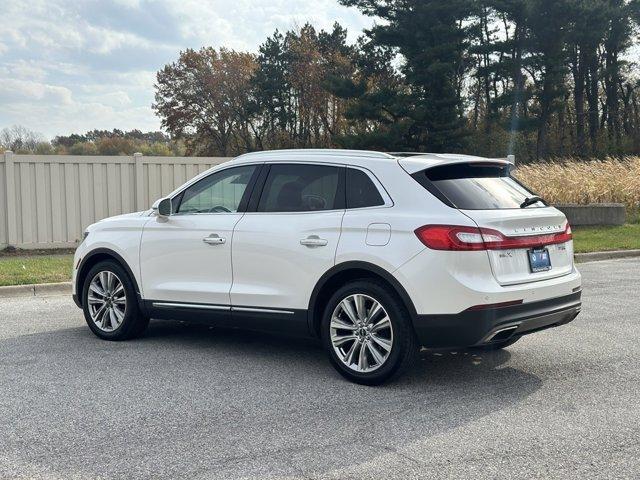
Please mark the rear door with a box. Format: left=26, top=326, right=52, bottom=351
left=230, top=163, right=345, bottom=311
left=407, top=161, right=574, bottom=286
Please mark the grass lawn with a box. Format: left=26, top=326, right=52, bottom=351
left=0, top=254, right=73, bottom=287
left=572, top=224, right=640, bottom=253
left=0, top=225, right=639, bottom=287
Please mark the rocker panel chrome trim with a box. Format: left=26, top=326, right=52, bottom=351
left=232, top=306, right=295, bottom=315
left=152, top=302, right=231, bottom=311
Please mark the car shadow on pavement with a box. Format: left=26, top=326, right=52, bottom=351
left=0, top=320, right=543, bottom=479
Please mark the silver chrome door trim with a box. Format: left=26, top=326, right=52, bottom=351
left=151, top=302, right=294, bottom=315
left=232, top=306, right=295, bottom=315
left=152, top=302, right=231, bottom=311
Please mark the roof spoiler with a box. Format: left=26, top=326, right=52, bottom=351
left=391, top=152, right=515, bottom=165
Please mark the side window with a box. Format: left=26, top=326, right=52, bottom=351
left=257, top=164, right=343, bottom=212
left=346, top=168, right=385, bottom=208
left=176, top=165, right=257, bottom=214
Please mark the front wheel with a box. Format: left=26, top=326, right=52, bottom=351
left=321, top=280, right=418, bottom=385
left=82, top=260, right=149, bottom=340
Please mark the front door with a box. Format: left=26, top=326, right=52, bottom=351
left=140, top=164, right=259, bottom=306
left=231, top=163, right=345, bottom=312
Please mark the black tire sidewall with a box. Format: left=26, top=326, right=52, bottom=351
left=82, top=260, right=141, bottom=341
left=321, top=280, right=415, bottom=385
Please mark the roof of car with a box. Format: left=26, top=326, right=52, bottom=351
left=230, top=149, right=511, bottom=169
left=169, top=149, right=512, bottom=199
left=234, top=149, right=394, bottom=161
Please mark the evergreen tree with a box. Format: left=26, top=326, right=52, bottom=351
left=339, top=0, right=475, bottom=152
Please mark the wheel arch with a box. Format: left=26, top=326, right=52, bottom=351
left=75, top=248, right=142, bottom=309
left=307, top=261, right=418, bottom=337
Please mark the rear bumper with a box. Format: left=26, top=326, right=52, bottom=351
left=413, top=290, right=581, bottom=348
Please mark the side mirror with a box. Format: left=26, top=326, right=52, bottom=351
left=152, top=197, right=172, bottom=218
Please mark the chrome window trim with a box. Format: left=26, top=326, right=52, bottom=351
left=166, top=159, right=393, bottom=215
left=169, top=163, right=262, bottom=216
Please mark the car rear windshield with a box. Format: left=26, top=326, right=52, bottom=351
left=412, top=162, right=544, bottom=210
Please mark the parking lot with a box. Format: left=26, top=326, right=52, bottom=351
left=1, top=258, right=638, bottom=479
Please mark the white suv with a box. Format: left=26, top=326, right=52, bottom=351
left=73, top=149, right=582, bottom=384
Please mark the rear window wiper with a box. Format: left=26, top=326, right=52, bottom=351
left=520, top=196, right=544, bottom=208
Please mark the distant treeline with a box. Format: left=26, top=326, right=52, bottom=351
left=0, top=126, right=185, bottom=156
left=153, top=0, right=640, bottom=162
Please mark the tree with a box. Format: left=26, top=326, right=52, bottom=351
left=523, top=0, right=574, bottom=158
left=0, top=125, right=45, bottom=153
left=339, top=0, right=475, bottom=152
left=601, top=0, right=637, bottom=150
left=251, top=30, right=292, bottom=147
left=153, top=47, right=258, bottom=156
left=566, top=0, right=609, bottom=156
left=149, top=3, right=640, bottom=160
left=250, top=23, right=357, bottom=149
left=327, top=35, right=411, bottom=150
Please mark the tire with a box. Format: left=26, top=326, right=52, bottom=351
left=472, top=335, right=521, bottom=351
left=81, top=260, right=149, bottom=341
left=321, top=279, right=418, bottom=385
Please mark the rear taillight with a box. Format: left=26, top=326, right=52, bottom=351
left=415, top=223, right=572, bottom=251
left=414, top=225, right=487, bottom=250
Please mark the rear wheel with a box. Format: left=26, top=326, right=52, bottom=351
left=82, top=260, right=149, bottom=340
left=321, top=280, right=417, bottom=385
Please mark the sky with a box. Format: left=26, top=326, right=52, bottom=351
left=0, top=0, right=372, bottom=140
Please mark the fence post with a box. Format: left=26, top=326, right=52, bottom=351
left=4, top=151, right=17, bottom=247
left=134, top=152, right=144, bottom=211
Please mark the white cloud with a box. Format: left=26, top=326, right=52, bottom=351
left=168, top=0, right=372, bottom=51
left=0, top=60, right=47, bottom=81
left=0, top=79, right=73, bottom=105
left=89, top=91, right=133, bottom=107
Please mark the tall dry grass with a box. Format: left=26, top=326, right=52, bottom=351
left=514, top=157, right=640, bottom=212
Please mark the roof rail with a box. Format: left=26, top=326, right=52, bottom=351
left=236, top=149, right=394, bottom=160
left=389, top=152, right=431, bottom=157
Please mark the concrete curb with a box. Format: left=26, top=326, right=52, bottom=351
left=0, top=282, right=71, bottom=298
left=574, top=249, right=640, bottom=263
left=1, top=250, right=639, bottom=298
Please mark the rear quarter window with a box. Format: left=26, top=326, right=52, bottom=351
left=411, top=163, right=544, bottom=210
left=346, top=168, right=385, bottom=208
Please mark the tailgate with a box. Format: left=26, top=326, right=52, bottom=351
left=462, top=207, right=574, bottom=285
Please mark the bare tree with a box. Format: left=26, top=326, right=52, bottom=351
left=0, top=125, right=46, bottom=153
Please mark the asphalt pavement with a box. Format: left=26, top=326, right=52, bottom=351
left=0, top=259, right=639, bottom=479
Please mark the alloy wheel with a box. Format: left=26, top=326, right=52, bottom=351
left=87, top=271, right=127, bottom=332
left=330, top=294, right=393, bottom=373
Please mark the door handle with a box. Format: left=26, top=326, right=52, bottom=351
left=300, top=235, right=328, bottom=247
left=203, top=234, right=226, bottom=245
